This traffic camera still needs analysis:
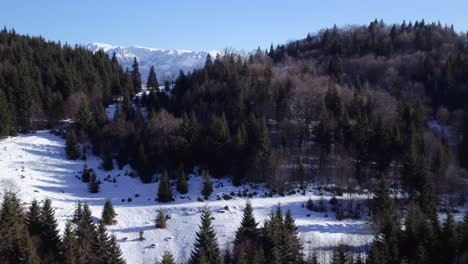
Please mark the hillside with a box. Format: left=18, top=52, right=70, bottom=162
left=0, top=130, right=372, bottom=263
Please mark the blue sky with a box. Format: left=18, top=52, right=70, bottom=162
left=1, top=0, right=467, bottom=51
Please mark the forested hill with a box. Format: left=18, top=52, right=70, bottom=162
left=270, top=19, right=468, bottom=110
left=0, top=28, right=137, bottom=136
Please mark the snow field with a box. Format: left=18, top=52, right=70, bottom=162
left=0, top=131, right=372, bottom=263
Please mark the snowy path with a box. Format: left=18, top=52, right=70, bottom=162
left=0, top=131, right=372, bottom=263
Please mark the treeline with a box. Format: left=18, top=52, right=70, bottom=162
left=0, top=192, right=124, bottom=264
left=366, top=178, right=468, bottom=264
left=0, top=27, right=139, bottom=136
left=80, top=21, right=465, bottom=197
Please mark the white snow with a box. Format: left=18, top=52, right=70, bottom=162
left=0, top=131, right=372, bottom=263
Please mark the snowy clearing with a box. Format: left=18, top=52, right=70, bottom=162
left=0, top=131, right=373, bottom=263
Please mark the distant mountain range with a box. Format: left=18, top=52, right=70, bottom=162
left=84, top=43, right=218, bottom=82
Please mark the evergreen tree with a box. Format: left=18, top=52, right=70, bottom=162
left=176, top=170, right=188, bottom=194
left=369, top=177, right=400, bottom=264
left=201, top=171, right=213, bottom=199
left=26, top=199, right=42, bottom=237
left=0, top=192, right=40, bottom=264
left=155, top=209, right=167, bottom=229
left=96, top=221, right=111, bottom=263
left=306, top=252, right=319, bottom=264
left=72, top=202, right=83, bottom=224
left=66, top=130, right=80, bottom=160
left=107, top=235, right=125, bottom=264
left=62, top=222, right=78, bottom=264
left=88, top=173, right=100, bottom=193
left=234, top=201, right=259, bottom=261
left=440, top=207, right=458, bottom=264
left=189, top=207, right=222, bottom=264
left=331, top=244, right=350, bottom=264
left=131, top=57, right=142, bottom=93
left=147, top=65, right=159, bottom=90
left=158, top=171, right=173, bottom=202
left=160, top=250, right=175, bottom=264
left=74, top=203, right=98, bottom=263
left=460, top=104, right=468, bottom=168
left=39, top=199, right=61, bottom=261
left=101, top=199, right=116, bottom=225
left=81, top=164, right=91, bottom=183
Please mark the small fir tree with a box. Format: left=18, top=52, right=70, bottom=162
left=201, top=171, right=213, bottom=199
left=66, top=130, right=80, bottom=160
left=101, top=199, right=116, bottom=225
left=155, top=209, right=167, bottom=229
left=158, top=171, right=173, bottom=202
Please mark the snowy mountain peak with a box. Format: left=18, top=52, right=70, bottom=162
left=84, top=42, right=218, bottom=80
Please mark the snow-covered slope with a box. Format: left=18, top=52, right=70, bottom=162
left=85, top=43, right=218, bottom=82
left=0, top=131, right=372, bottom=263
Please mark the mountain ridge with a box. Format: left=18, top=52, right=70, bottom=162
left=85, top=42, right=218, bottom=81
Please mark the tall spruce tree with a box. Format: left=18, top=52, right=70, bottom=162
left=201, top=171, right=213, bottom=199
left=234, top=201, right=259, bottom=261
left=147, top=65, right=159, bottom=90
left=107, top=235, right=125, bottom=264
left=131, top=57, right=142, bottom=93
left=74, top=203, right=98, bottom=263
left=158, top=171, right=173, bottom=202
left=26, top=199, right=42, bottom=237
left=189, top=207, right=222, bottom=264
left=62, top=222, right=78, bottom=264
left=0, top=192, right=40, bottom=264
left=176, top=170, right=188, bottom=194
left=39, top=199, right=61, bottom=261
left=66, top=130, right=80, bottom=160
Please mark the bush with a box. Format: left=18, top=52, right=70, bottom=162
left=155, top=209, right=167, bottom=229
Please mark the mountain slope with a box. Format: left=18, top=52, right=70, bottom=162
left=85, top=43, right=218, bottom=82
left=0, top=130, right=372, bottom=263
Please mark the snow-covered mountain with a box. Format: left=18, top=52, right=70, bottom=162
left=85, top=42, right=218, bottom=82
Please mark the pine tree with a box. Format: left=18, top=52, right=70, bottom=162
left=66, top=130, right=80, bottom=160
left=16, top=230, right=41, bottom=264
left=81, top=164, right=91, bottom=183
left=306, top=252, right=319, bottom=264
left=131, top=57, right=142, bottom=93
left=0, top=192, right=40, bottom=264
left=39, top=199, right=61, bottom=261
left=201, top=171, right=213, bottom=199
left=440, top=207, right=458, bottom=263
left=176, top=170, right=188, bottom=194
left=101, top=150, right=114, bottom=171
left=88, top=173, right=100, bottom=193
left=26, top=199, right=42, bottom=237
left=160, top=251, right=175, bottom=264
left=75, top=203, right=98, bottom=263
left=101, top=199, right=116, bottom=225
left=459, top=210, right=468, bottom=258
left=155, top=209, right=167, bottom=229
left=107, top=235, right=125, bottom=264
left=62, top=222, right=78, bottom=264
left=189, top=207, right=222, bottom=264
left=331, top=244, right=350, bottom=264
left=147, top=65, right=159, bottom=90
left=234, top=201, right=259, bottom=261
left=96, top=221, right=111, bottom=263
left=158, top=171, right=173, bottom=202
left=72, top=202, right=83, bottom=224
left=460, top=104, right=468, bottom=168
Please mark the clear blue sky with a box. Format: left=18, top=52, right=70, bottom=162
left=1, top=0, right=467, bottom=51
